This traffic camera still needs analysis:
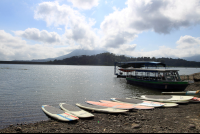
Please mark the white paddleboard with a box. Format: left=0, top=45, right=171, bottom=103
left=59, top=103, right=94, bottom=118
left=41, top=105, right=79, bottom=121
left=76, top=103, right=128, bottom=113
left=139, top=95, right=193, bottom=103
left=160, top=102, right=179, bottom=107
left=110, top=98, right=164, bottom=107
left=125, top=98, right=178, bottom=107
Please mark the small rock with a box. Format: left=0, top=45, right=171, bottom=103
left=132, top=125, right=141, bottom=129
left=124, top=122, right=129, bottom=125
left=189, top=124, right=196, bottom=129
left=135, top=121, right=140, bottom=124
left=15, top=127, right=22, bottom=131
left=131, top=123, right=141, bottom=129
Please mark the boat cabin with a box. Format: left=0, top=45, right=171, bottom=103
left=123, top=68, right=181, bottom=82
left=114, top=61, right=166, bottom=78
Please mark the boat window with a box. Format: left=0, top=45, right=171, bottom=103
left=165, top=72, right=176, bottom=81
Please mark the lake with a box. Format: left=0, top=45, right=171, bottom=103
left=0, top=64, right=200, bottom=129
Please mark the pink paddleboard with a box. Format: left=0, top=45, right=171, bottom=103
left=99, top=100, right=154, bottom=110
left=86, top=101, right=135, bottom=109
left=190, top=97, right=200, bottom=102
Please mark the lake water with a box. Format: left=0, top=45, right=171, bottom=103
left=0, top=64, right=200, bottom=129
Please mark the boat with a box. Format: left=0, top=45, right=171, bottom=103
left=114, top=61, right=189, bottom=91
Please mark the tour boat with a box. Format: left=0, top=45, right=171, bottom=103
left=114, top=61, right=189, bottom=91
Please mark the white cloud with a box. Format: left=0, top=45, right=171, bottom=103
left=0, top=30, right=75, bottom=61
left=34, top=1, right=100, bottom=50
left=14, top=28, right=61, bottom=44
left=176, top=35, right=200, bottom=49
left=67, top=0, right=99, bottom=10
left=127, top=35, right=200, bottom=58
left=107, top=44, right=137, bottom=56
left=100, top=0, right=200, bottom=49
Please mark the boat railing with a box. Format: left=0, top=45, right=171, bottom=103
left=127, top=75, right=167, bottom=81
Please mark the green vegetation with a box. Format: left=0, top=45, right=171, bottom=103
left=50, top=52, right=200, bottom=67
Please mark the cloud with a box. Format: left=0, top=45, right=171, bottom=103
left=128, top=35, right=200, bottom=58
left=127, top=0, right=200, bottom=33
left=107, top=44, right=137, bottom=56
left=100, top=0, right=200, bottom=49
left=34, top=1, right=100, bottom=50
left=14, top=28, right=61, bottom=44
left=67, top=0, right=99, bottom=10
left=176, top=35, right=200, bottom=49
left=0, top=30, right=76, bottom=61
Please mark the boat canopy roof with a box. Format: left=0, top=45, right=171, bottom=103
left=123, top=68, right=179, bottom=72
left=114, top=61, right=166, bottom=68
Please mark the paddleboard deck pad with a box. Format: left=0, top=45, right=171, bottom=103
left=59, top=103, right=94, bottom=118
left=86, top=101, right=136, bottom=110
left=139, top=95, right=193, bottom=103
left=99, top=100, right=154, bottom=110
left=76, top=103, right=128, bottom=113
left=110, top=98, right=164, bottom=107
left=41, top=105, right=79, bottom=121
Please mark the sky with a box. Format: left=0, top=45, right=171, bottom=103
left=0, top=0, right=200, bottom=61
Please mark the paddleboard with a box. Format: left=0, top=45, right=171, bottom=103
left=76, top=103, right=128, bottom=113
left=59, top=103, right=94, bottom=118
left=86, top=101, right=135, bottom=110
left=140, top=95, right=193, bottom=103
left=99, top=100, right=154, bottom=110
left=123, top=98, right=178, bottom=107
left=110, top=98, right=164, bottom=107
left=189, top=97, right=200, bottom=103
left=41, top=105, right=79, bottom=121
left=162, top=91, right=200, bottom=96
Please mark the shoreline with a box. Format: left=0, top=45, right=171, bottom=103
left=1, top=75, right=200, bottom=133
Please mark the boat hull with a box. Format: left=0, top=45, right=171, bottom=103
left=126, top=77, right=189, bottom=91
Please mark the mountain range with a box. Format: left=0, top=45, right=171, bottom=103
left=182, top=55, right=200, bottom=62
left=31, top=49, right=107, bottom=62
left=15, top=49, right=200, bottom=62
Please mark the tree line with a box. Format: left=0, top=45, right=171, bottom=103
left=49, top=52, right=200, bottom=67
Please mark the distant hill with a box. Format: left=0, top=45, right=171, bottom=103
left=2, top=52, right=200, bottom=67
left=50, top=52, right=200, bottom=67
left=182, top=55, right=200, bottom=62
left=30, top=49, right=107, bottom=62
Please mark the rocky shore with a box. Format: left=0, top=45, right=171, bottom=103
left=1, top=73, right=200, bottom=133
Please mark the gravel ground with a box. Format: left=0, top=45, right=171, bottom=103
left=1, top=73, right=200, bottom=133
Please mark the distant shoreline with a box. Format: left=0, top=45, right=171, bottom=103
left=1, top=61, right=200, bottom=68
